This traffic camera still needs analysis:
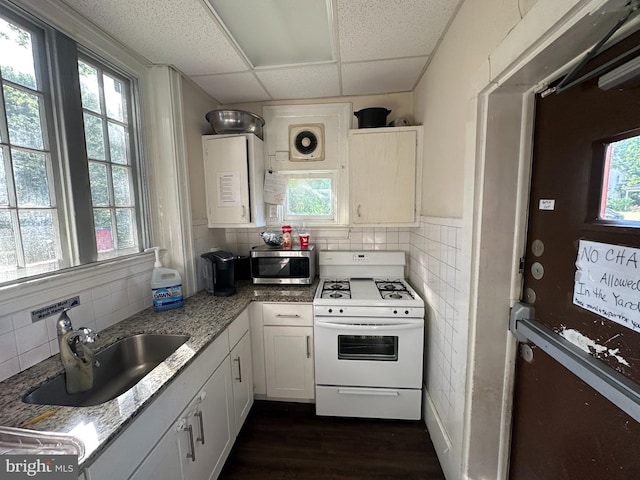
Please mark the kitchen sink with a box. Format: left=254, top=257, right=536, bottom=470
left=23, top=333, right=190, bottom=407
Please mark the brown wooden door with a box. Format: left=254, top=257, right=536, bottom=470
left=509, top=33, right=640, bottom=479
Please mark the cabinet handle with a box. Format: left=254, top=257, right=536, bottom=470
left=275, top=314, right=300, bottom=318
left=234, top=356, right=242, bottom=383
left=195, top=410, right=205, bottom=445
left=306, top=335, right=311, bottom=359
left=183, top=424, right=196, bottom=461
left=242, top=205, right=247, bottom=219
left=357, top=204, right=362, bottom=217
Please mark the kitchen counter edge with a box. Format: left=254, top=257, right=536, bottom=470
left=0, top=279, right=318, bottom=470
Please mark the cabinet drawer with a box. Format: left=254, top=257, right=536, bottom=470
left=263, top=303, right=313, bottom=326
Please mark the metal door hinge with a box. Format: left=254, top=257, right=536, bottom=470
left=518, top=256, right=525, bottom=273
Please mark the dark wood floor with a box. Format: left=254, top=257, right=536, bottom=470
left=219, top=400, right=446, bottom=480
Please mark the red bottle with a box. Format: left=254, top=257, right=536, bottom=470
left=282, top=225, right=292, bottom=249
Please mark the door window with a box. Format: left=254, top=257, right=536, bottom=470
left=600, top=133, right=640, bottom=222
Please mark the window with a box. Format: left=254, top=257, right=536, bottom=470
left=79, top=59, right=139, bottom=260
left=0, top=7, right=145, bottom=284
left=282, top=171, right=338, bottom=225
left=599, top=133, right=640, bottom=223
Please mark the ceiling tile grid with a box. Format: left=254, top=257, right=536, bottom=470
left=336, top=0, right=458, bottom=62
left=191, top=72, right=271, bottom=104
left=61, top=0, right=248, bottom=76
left=58, top=0, right=462, bottom=104
left=341, top=57, right=429, bottom=96
left=256, top=64, right=341, bottom=100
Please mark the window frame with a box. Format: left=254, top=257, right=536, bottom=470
left=280, top=169, right=340, bottom=226
left=0, top=3, right=149, bottom=285
left=587, top=128, right=640, bottom=228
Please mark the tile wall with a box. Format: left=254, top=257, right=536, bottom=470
left=0, top=259, right=154, bottom=382
left=223, top=226, right=412, bottom=257
left=409, top=216, right=465, bottom=446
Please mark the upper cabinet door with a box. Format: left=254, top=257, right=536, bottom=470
left=202, top=134, right=265, bottom=228
left=349, top=127, right=421, bottom=225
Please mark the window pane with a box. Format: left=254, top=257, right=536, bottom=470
left=104, top=74, right=125, bottom=122
left=0, top=18, right=37, bottom=90
left=4, top=84, right=44, bottom=150
left=94, top=208, right=113, bottom=252
left=116, top=208, right=136, bottom=249
left=0, top=149, right=8, bottom=205
left=12, top=149, right=50, bottom=207
left=108, top=121, right=128, bottom=164
left=112, top=165, right=132, bottom=206
left=83, top=112, right=106, bottom=160
left=78, top=60, right=101, bottom=114
left=602, top=135, right=640, bottom=221
left=0, top=211, right=17, bottom=269
left=19, top=209, right=56, bottom=264
left=88, top=161, right=109, bottom=206
left=287, top=177, right=332, bottom=215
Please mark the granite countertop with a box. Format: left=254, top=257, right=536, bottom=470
left=0, top=280, right=318, bottom=470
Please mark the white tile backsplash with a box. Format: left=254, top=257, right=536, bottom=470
left=0, top=256, right=156, bottom=382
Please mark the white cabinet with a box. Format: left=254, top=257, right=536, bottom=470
left=88, top=308, right=255, bottom=480
left=249, top=302, right=266, bottom=396
left=179, top=359, right=235, bottom=480
left=88, top=332, right=230, bottom=480
left=263, top=303, right=314, bottom=401
left=130, top=418, right=184, bottom=480
left=131, top=358, right=234, bottom=480
left=348, top=126, right=422, bottom=225
left=228, top=308, right=254, bottom=431
left=202, top=134, right=265, bottom=227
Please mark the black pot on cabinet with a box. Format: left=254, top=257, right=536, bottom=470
left=354, top=107, right=391, bottom=128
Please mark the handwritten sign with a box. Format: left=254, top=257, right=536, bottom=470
left=573, top=240, right=640, bottom=333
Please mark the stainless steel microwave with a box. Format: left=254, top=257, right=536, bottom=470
left=250, top=245, right=316, bottom=284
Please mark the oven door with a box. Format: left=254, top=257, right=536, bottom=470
left=314, top=317, right=423, bottom=389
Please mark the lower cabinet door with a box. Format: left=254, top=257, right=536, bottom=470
left=264, top=325, right=314, bottom=400
left=130, top=422, right=184, bottom=480
left=180, top=357, right=235, bottom=480
left=231, top=332, right=254, bottom=432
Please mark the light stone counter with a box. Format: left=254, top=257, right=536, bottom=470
left=0, top=280, right=318, bottom=471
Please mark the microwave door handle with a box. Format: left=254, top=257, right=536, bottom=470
left=314, top=322, right=420, bottom=331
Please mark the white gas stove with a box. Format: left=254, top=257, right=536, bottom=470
left=313, top=251, right=425, bottom=420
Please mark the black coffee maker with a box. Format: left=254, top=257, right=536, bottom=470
left=200, top=251, right=236, bottom=296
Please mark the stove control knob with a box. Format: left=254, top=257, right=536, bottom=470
left=405, top=310, right=410, bottom=315
left=339, top=309, right=344, bottom=314
left=328, top=308, right=333, bottom=313
left=393, top=310, right=398, bottom=314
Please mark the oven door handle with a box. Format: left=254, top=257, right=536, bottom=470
left=314, top=321, right=420, bottom=331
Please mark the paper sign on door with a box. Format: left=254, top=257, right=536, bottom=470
left=217, top=171, right=241, bottom=207
left=574, top=240, right=640, bottom=333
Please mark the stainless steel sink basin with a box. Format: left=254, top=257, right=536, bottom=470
left=23, top=333, right=190, bottom=407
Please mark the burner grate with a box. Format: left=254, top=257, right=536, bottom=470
left=321, top=279, right=351, bottom=299
left=375, top=279, right=414, bottom=300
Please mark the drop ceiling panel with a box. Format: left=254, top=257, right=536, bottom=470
left=341, top=57, right=428, bottom=96
left=256, top=64, right=341, bottom=100
left=191, top=73, right=270, bottom=104
left=57, top=0, right=462, bottom=102
left=337, top=0, right=458, bottom=62
left=61, top=0, right=248, bottom=75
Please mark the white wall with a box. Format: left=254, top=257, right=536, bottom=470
left=412, top=0, right=540, bottom=477
left=414, top=0, right=539, bottom=219
left=230, top=92, right=413, bottom=130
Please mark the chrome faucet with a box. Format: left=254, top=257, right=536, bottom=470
left=56, top=308, right=99, bottom=359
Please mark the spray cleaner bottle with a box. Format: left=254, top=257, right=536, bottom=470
left=146, top=247, right=184, bottom=312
